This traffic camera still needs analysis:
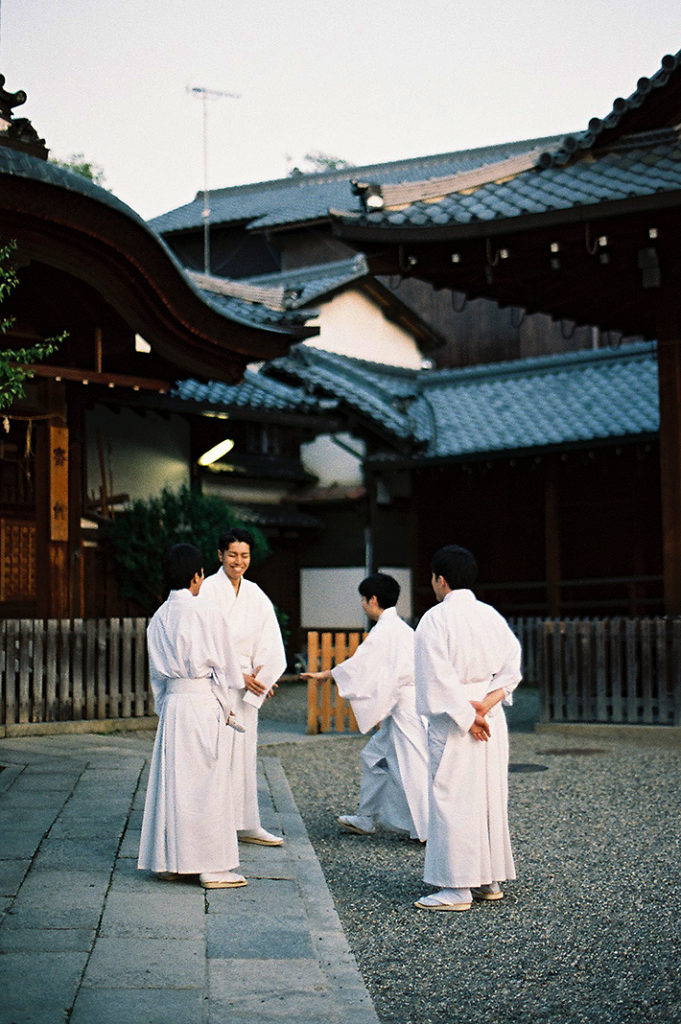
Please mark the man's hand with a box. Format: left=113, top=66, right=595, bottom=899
left=469, top=710, right=491, bottom=742
left=300, top=670, right=332, bottom=684
left=244, top=665, right=267, bottom=696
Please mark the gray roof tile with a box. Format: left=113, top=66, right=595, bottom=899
left=149, top=137, right=562, bottom=235
left=173, top=367, right=323, bottom=414
left=265, top=342, right=658, bottom=458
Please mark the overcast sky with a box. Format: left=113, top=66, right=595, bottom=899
left=2, top=1, right=680, bottom=221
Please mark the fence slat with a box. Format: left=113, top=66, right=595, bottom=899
left=306, top=631, right=320, bottom=734
left=121, top=619, right=133, bottom=719
left=4, top=620, right=17, bottom=725
left=594, top=619, right=607, bottom=721
left=18, top=619, right=32, bottom=724
left=609, top=618, right=623, bottom=722
left=31, top=620, right=45, bottom=723
left=71, top=619, right=84, bottom=721
left=134, top=618, right=148, bottom=717
left=85, top=620, right=97, bottom=719
left=641, top=619, right=654, bottom=724
left=45, top=620, right=58, bottom=722
left=625, top=620, right=639, bottom=723
left=656, top=619, right=668, bottom=725
left=96, top=619, right=108, bottom=719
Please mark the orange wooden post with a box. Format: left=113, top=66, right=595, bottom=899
left=306, top=631, right=320, bottom=734
left=320, top=632, right=333, bottom=731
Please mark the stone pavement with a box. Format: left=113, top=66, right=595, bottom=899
left=0, top=724, right=380, bottom=1024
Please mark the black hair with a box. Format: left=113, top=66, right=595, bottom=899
left=163, top=543, right=203, bottom=591
left=218, top=527, right=254, bottom=552
left=358, top=572, right=400, bottom=610
left=431, top=545, right=478, bottom=590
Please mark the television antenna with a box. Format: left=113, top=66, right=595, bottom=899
left=187, top=85, right=240, bottom=274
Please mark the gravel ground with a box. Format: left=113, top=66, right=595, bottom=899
left=264, top=683, right=681, bottom=1024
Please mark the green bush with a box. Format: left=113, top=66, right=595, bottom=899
left=102, top=485, right=268, bottom=614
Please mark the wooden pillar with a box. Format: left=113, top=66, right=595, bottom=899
left=544, top=457, right=561, bottom=616
left=35, top=381, right=70, bottom=618
left=656, top=292, right=681, bottom=615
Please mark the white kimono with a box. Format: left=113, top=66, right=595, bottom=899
left=414, top=589, right=522, bottom=889
left=138, top=589, right=244, bottom=874
left=332, top=607, right=429, bottom=841
left=200, top=570, right=286, bottom=830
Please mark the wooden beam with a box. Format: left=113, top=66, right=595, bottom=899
left=656, top=289, right=681, bottom=614
left=24, top=363, right=172, bottom=392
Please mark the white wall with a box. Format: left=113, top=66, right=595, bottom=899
left=304, top=290, right=424, bottom=368
left=301, top=566, right=413, bottom=628
left=85, top=405, right=190, bottom=504
left=300, top=432, right=365, bottom=488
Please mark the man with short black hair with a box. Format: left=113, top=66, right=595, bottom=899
left=200, top=528, right=286, bottom=846
left=302, top=572, right=428, bottom=841
left=138, top=543, right=247, bottom=890
left=413, top=544, right=522, bottom=911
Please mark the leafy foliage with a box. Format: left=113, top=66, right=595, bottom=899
left=288, top=150, right=352, bottom=176
left=49, top=153, right=108, bottom=188
left=102, top=485, right=269, bottom=614
left=0, top=241, right=66, bottom=411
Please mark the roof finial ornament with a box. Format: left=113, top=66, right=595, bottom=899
left=0, top=76, right=48, bottom=159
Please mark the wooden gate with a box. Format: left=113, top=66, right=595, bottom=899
left=306, top=630, right=366, bottom=734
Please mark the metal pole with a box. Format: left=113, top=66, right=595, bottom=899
left=187, top=85, right=241, bottom=277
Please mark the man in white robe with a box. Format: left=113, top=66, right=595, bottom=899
left=302, top=573, right=429, bottom=842
left=138, top=543, right=247, bottom=889
left=200, top=528, right=286, bottom=846
left=414, top=544, right=522, bottom=911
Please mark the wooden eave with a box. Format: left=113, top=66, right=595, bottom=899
left=334, top=190, right=681, bottom=339
left=0, top=174, right=316, bottom=383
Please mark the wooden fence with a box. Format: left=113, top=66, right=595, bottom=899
left=1, top=616, right=679, bottom=729
left=306, top=630, right=365, bottom=734
left=540, top=617, right=681, bottom=726
left=0, top=618, right=150, bottom=726
left=306, top=616, right=681, bottom=733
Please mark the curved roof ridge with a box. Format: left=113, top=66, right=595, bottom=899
left=538, top=49, right=681, bottom=169
left=417, top=340, right=656, bottom=388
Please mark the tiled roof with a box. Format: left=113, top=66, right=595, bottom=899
left=265, top=342, right=658, bottom=458
left=333, top=128, right=681, bottom=230
left=173, top=367, right=325, bottom=414
left=414, top=342, right=658, bottom=459
left=244, top=254, right=370, bottom=308
left=0, top=147, right=311, bottom=338
left=331, top=51, right=681, bottom=231
left=266, top=345, right=422, bottom=444
left=149, top=137, right=561, bottom=235
left=539, top=49, right=681, bottom=168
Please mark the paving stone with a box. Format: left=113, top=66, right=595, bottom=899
left=82, top=937, right=205, bottom=989
left=71, top=988, right=207, bottom=1024
left=0, top=926, right=95, bottom=952
left=99, top=890, right=205, bottom=940
left=207, top=904, right=314, bottom=959
left=208, top=957, right=334, bottom=1020
left=0, top=950, right=88, bottom=1023
left=0, top=858, right=31, bottom=895
left=32, top=836, right=119, bottom=870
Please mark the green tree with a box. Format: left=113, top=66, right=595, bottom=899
left=0, top=241, right=65, bottom=411
left=102, top=485, right=269, bottom=614
left=50, top=153, right=108, bottom=188
left=289, top=151, right=352, bottom=176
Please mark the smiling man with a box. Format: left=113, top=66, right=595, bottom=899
left=200, top=528, right=286, bottom=846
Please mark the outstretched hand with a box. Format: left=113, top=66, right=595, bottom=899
left=300, top=670, right=332, bottom=684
